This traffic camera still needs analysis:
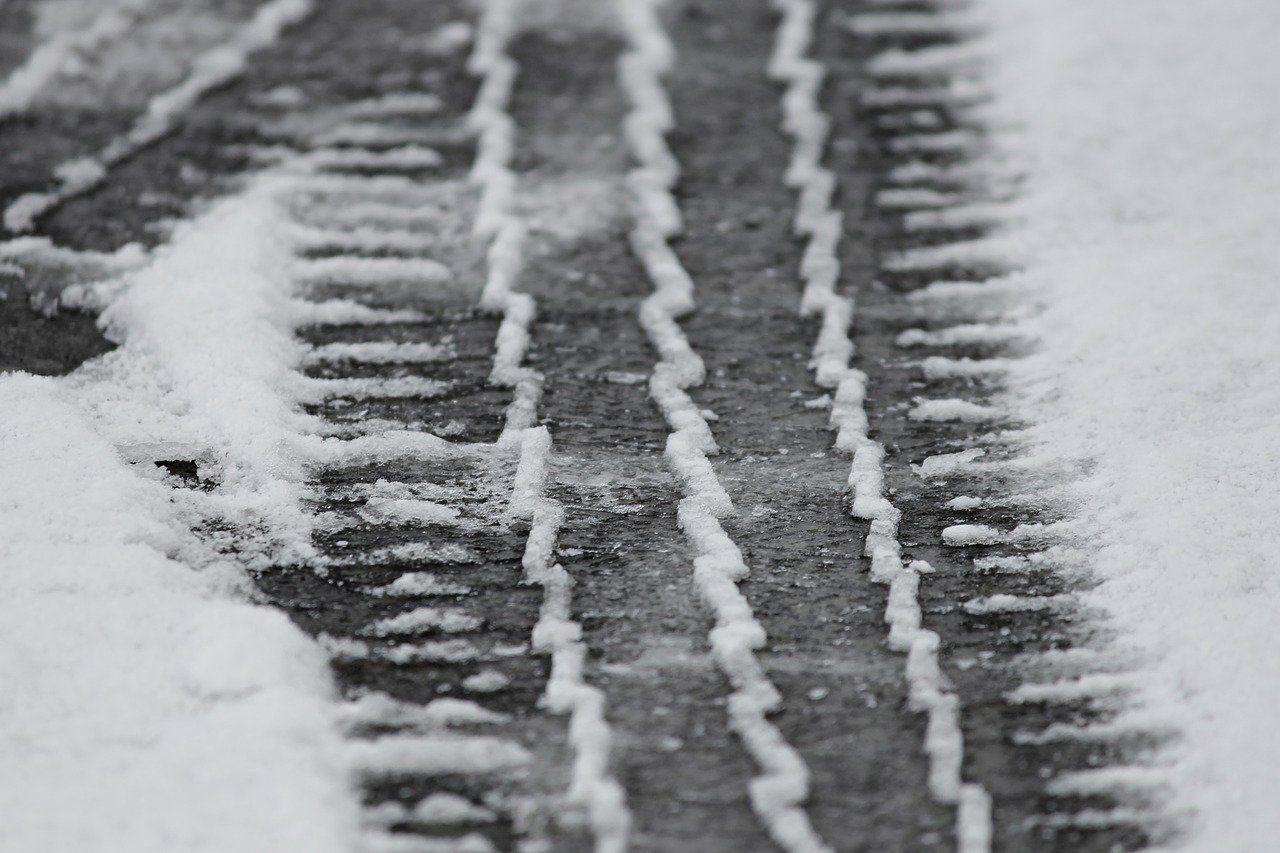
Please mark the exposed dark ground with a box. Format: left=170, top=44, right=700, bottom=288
left=0, top=0, right=1157, bottom=850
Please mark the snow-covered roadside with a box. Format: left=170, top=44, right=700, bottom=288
left=0, top=181, right=358, bottom=851
left=972, top=1, right=1280, bottom=848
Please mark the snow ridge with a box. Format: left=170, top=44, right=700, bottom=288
left=768, top=2, right=992, bottom=850
left=466, top=4, right=631, bottom=849
left=3, top=0, right=315, bottom=232
left=618, top=2, right=831, bottom=850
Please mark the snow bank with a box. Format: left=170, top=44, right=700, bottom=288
left=0, top=375, right=356, bottom=853
left=77, top=176, right=317, bottom=562
left=0, top=172, right=360, bottom=849
left=975, top=1, right=1280, bottom=847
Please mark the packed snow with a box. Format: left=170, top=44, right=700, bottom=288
left=0, top=375, right=356, bottom=853
left=973, top=0, right=1280, bottom=847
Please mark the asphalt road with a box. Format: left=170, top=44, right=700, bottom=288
left=0, top=1, right=1161, bottom=850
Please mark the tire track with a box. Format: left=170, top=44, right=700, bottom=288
left=826, top=2, right=1168, bottom=849
left=507, top=21, right=771, bottom=851
left=4, top=0, right=315, bottom=232
left=768, top=2, right=991, bottom=849
left=466, top=3, right=631, bottom=847
left=618, top=2, right=832, bottom=850
left=168, top=6, right=596, bottom=849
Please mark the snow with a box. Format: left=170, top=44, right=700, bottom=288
left=347, top=734, right=531, bottom=777
left=920, top=356, right=1012, bottom=380
left=81, top=177, right=318, bottom=562
left=305, top=341, right=456, bottom=366
left=337, top=695, right=506, bottom=729
left=362, top=607, right=483, bottom=637
left=305, top=376, right=452, bottom=400
left=909, top=398, right=1000, bottom=423
left=0, top=375, right=357, bottom=853
left=375, top=573, right=472, bottom=597
left=915, top=448, right=985, bottom=478
left=294, top=255, right=453, bottom=287
left=773, top=3, right=991, bottom=846
left=4, top=0, right=314, bottom=231
left=463, top=670, right=511, bottom=693
left=464, top=6, right=632, bottom=848
left=960, top=595, right=1063, bottom=616
left=365, top=793, right=496, bottom=828
left=307, top=145, right=444, bottom=171
left=0, top=0, right=153, bottom=119
left=620, top=2, right=835, bottom=849
left=941, top=524, right=1001, bottom=547
left=967, top=0, right=1280, bottom=846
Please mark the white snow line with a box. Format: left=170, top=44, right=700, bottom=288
left=293, top=255, right=454, bottom=287
left=302, top=376, right=452, bottom=400
left=290, top=298, right=427, bottom=326
left=876, top=187, right=964, bottom=210
left=304, top=145, right=445, bottom=172
left=915, top=448, right=987, bottom=477
left=510, top=429, right=632, bottom=852
left=903, top=202, right=1011, bottom=233
left=768, top=3, right=991, bottom=850
left=361, top=606, right=482, bottom=637
left=3, top=0, right=315, bottom=232
left=465, top=0, right=536, bottom=443
left=844, top=11, right=985, bottom=39
left=347, top=734, right=532, bottom=778
left=1026, top=808, right=1156, bottom=831
left=304, top=341, right=456, bottom=366
left=961, top=593, right=1069, bottom=616
left=905, top=276, right=1031, bottom=303
left=1006, top=673, right=1140, bottom=705
left=943, top=520, right=1079, bottom=548
left=884, top=236, right=1017, bottom=273
left=895, top=322, right=1033, bottom=348
left=618, top=3, right=830, bottom=851
left=1010, top=713, right=1176, bottom=746
left=308, top=430, right=480, bottom=468
left=464, top=6, right=631, bottom=850
left=1045, top=765, right=1173, bottom=799
left=909, top=398, right=1003, bottom=423
left=290, top=224, right=443, bottom=254
left=341, top=92, right=445, bottom=119
left=338, top=694, right=508, bottom=730
left=296, top=201, right=448, bottom=230
left=315, top=122, right=440, bottom=148
left=463, top=669, right=510, bottom=693
left=0, top=0, right=154, bottom=119
left=322, top=635, right=485, bottom=665
left=362, top=792, right=496, bottom=828
left=369, top=572, right=472, bottom=597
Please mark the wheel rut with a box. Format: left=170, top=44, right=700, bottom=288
left=512, top=21, right=767, bottom=852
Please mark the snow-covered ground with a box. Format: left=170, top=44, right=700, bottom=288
left=0, top=185, right=358, bottom=852
left=975, top=1, right=1280, bottom=848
